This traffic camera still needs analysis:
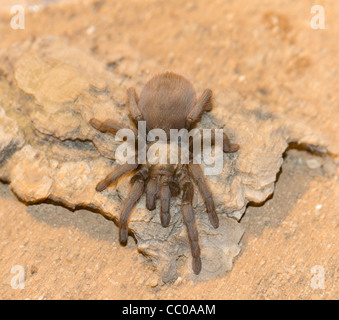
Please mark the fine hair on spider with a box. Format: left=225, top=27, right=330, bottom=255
left=89, top=72, right=239, bottom=274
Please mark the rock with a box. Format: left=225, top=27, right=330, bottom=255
left=0, top=106, right=25, bottom=170
left=306, top=157, right=323, bottom=169
left=322, top=156, right=337, bottom=177
left=0, top=37, right=331, bottom=281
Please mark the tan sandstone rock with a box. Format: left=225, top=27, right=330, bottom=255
left=0, top=37, right=331, bottom=282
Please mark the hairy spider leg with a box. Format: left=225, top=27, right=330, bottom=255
left=185, top=89, right=212, bottom=129
left=188, top=163, right=219, bottom=228
left=147, top=165, right=176, bottom=227
left=127, top=87, right=144, bottom=123
left=178, top=168, right=202, bottom=275
left=159, top=175, right=171, bottom=227
left=199, top=130, right=240, bottom=153
left=145, top=173, right=160, bottom=211
left=89, top=118, right=137, bottom=135
left=95, top=163, right=138, bottom=192
left=119, top=167, right=149, bottom=245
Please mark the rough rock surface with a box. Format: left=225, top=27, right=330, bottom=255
left=0, top=107, right=25, bottom=167
left=0, top=37, right=330, bottom=282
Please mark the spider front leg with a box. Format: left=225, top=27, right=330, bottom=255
left=146, top=165, right=178, bottom=227
left=127, top=87, right=144, bottom=123
left=119, top=167, right=149, bottom=245
left=177, top=168, right=202, bottom=275
left=185, top=89, right=212, bottom=129
left=159, top=175, right=172, bottom=227
left=145, top=174, right=160, bottom=211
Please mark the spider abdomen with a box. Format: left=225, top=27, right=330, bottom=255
left=138, top=72, right=196, bottom=135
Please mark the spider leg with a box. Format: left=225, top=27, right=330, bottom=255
left=218, top=132, right=240, bottom=153
left=89, top=118, right=137, bottom=135
left=127, top=87, right=144, bottom=123
left=159, top=175, right=171, bottom=227
left=197, top=130, right=239, bottom=154
left=145, top=174, right=160, bottom=211
left=188, top=163, right=219, bottom=228
left=169, top=176, right=180, bottom=197
left=119, top=167, right=149, bottom=245
left=178, top=170, right=202, bottom=275
left=185, top=89, right=212, bottom=129
left=96, top=163, right=138, bottom=192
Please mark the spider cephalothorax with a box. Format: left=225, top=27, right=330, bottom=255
left=89, top=72, right=239, bottom=274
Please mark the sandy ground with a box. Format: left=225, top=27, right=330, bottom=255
left=0, top=0, right=338, bottom=299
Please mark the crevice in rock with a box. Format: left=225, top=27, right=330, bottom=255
left=240, top=141, right=336, bottom=245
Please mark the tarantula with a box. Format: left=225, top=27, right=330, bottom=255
left=89, top=72, right=239, bottom=274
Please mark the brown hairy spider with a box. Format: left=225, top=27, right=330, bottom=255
left=89, top=72, right=239, bottom=274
